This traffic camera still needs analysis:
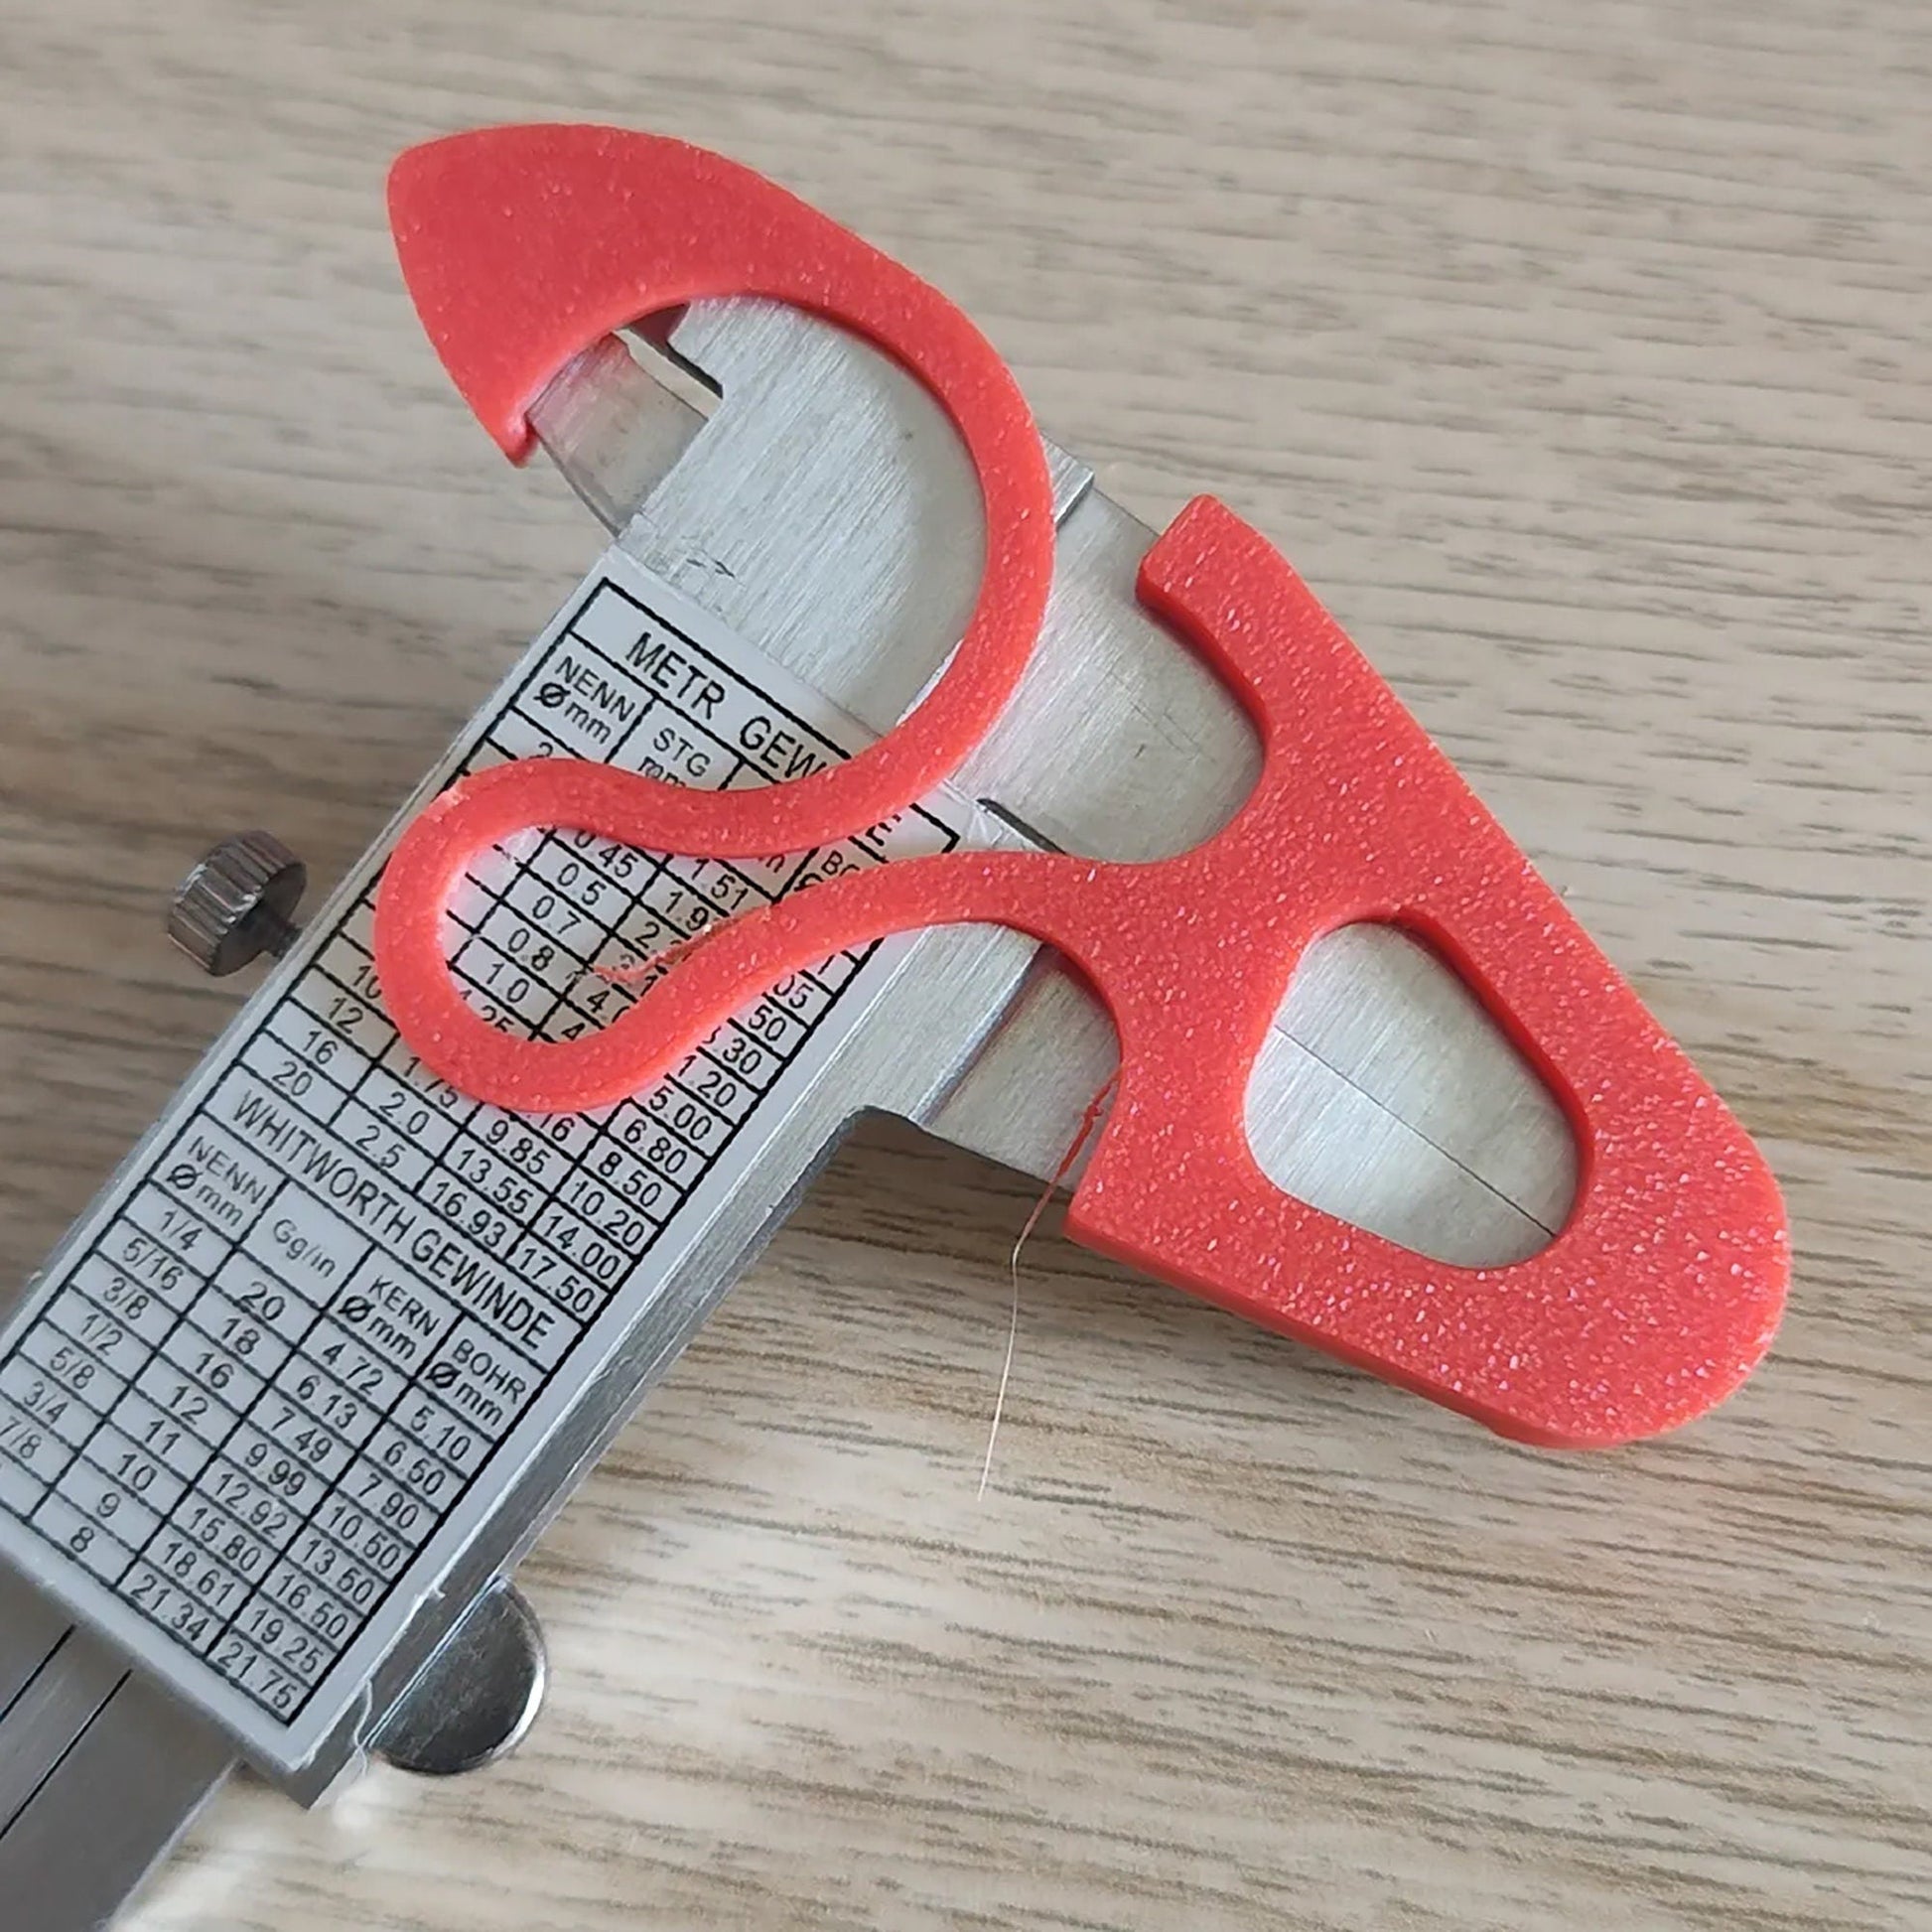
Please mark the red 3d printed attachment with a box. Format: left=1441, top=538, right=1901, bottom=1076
left=379, top=124, right=1788, bottom=1449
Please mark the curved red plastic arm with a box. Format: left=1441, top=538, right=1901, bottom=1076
left=376, top=492, right=1788, bottom=1449
left=387, top=123, right=1053, bottom=856
left=378, top=126, right=1788, bottom=1447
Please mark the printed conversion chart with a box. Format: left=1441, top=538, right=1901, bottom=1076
left=0, top=551, right=962, bottom=1765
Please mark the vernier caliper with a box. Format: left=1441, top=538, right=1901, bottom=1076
left=0, top=124, right=1788, bottom=1928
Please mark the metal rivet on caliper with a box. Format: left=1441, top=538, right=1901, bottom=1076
left=372, top=1582, right=548, bottom=1777
left=167, top=830, right=308, bottom=976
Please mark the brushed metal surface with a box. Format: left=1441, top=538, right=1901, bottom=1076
left=0, top=1572, right=231, bottom=1932
left=534, top=299, right=1577, bottom=1265
left=0, top=276, right=1581, bottom=1924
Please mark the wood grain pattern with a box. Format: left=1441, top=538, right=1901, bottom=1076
left=2, top=1, right=1927, bottom=1925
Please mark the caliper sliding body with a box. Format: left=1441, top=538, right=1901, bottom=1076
left=0, top=125, right=1788, bottom=1929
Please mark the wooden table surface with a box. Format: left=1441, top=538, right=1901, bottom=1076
left=4, top=2, right=1928, bottom=1927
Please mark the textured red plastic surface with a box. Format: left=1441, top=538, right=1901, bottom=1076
left=386, top=123, right=1052, bottom=856
left=379, top=124, right=1786, bottom=1446
left=376, top=489, right=1788, bottom=1449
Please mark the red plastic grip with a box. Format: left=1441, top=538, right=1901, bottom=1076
left=387, top=123, right=1053, bottom=857
left=376, top=128, right=1788, bottom=1447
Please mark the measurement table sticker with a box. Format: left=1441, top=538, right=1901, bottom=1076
left=0, top=550, right=964, bottom=1767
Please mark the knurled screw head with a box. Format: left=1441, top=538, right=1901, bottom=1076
left=167, top=831, right=308, bottom=976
